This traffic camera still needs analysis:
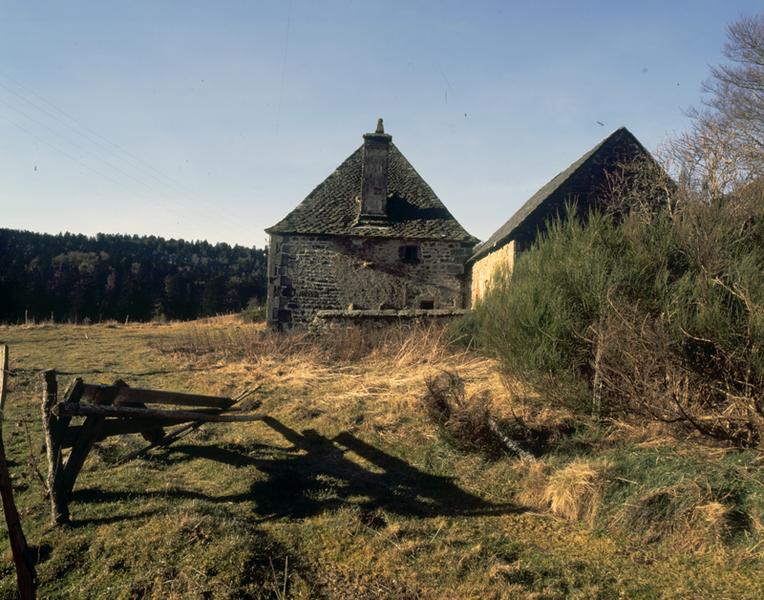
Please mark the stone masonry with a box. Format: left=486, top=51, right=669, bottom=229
left=266, top=120, right=478, bottom=329
left=267, top=233, right=473, bottom=327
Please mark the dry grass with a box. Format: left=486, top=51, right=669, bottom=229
left=159, top=319, right=496, bottom=445
left=512, top=459, right=609, bottom=525
left=542, top=460, right=610, bottom=524
left=163, top=318, right=464, bottom=367
left=0, top=317, right=762, bottom=598
left=612, top=480, right=754, bottom=552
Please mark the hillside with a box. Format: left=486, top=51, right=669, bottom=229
left=0, top=229, right=267, bottom=324
left=0, top=318, right=761, bottom=599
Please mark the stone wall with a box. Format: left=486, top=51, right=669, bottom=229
left=311, top=308, right=467, bottom=331
left=267, top=234, right=473, bottom=328
left=468, top=240, right=515, bottom=306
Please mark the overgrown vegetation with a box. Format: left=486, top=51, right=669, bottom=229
left=464, top=13, right=764, bottom=447
left=465, top=191, right=764, bottom=445
left=0, top=228, right=267, bottom=324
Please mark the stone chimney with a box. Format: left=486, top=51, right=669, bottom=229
left=357, top=118, right=391, bottom=226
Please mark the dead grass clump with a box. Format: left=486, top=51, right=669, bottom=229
left=512, top=458, right=550, bottom=509
left=513, top=459, right=610, bottom=525
left=615, top=482, right=753, bottom=550
left=422, top=371, right=526, bottom=458
left=542, top=460, right=610, bottom=524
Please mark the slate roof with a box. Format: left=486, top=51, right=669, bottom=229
left=470, top=127, right=652, bottom=262
left=266, top=142, right=477, bottom=243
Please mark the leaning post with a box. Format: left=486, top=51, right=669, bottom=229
left=0, top=345, right=37, bottom=598
left=41, top=370, right=68, bottom=525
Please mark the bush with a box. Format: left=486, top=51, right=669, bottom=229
left=468, top=184, right=764, bottom=445
left=421, top=371, right=533, bottom=458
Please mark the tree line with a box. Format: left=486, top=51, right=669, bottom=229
left=0, top=229, right=268, bottom=323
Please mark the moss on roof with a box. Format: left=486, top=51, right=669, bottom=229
left=266, top=143, right=477, bottom=243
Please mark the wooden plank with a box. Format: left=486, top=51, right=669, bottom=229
left=114, top=393, right=263, bottom=465
left=113, top=391, right=166, bottom=445
left=57, top=402, right=265, bottom=423
left=0, top=346, right=37, bottom=599
left=80, top=384, right=234, bottom=409
left=61, top=381, right=123, bottom=497
left=60, top=418, right=181, bottom=449
left=63, top=377, right=86, bottom=405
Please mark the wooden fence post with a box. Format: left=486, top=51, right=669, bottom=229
left=41, top=370, right=68, bottom=525
left=0, top=345, right=37, bottom=599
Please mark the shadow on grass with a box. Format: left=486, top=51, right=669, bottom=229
left=171, top=416, right=522, bottom=520
left=73, top=417, right=522, bottom=523
left=59, top=491, right=325, bottom=597
left=67, top=509, right=166, bottom=528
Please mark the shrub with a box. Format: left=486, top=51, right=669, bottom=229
left=422, top=371, right=504, bottom=456
left=421, top=371, right=533, bottom=458
left=469, top=183, right=764, bottom=445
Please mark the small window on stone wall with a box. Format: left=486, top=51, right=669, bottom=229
left=400, top=244, right=420, bottom=264
left=419, top=299, right=435, bottom=310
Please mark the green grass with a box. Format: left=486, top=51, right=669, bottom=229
left=0, top=318, right=762, bottom=598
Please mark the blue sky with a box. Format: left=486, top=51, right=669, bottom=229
left=1, top=1, right=761, bottom=247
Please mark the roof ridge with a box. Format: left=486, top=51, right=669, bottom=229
left=469, top=127, right=647, bottom=261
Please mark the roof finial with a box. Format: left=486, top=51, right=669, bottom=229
left=375, top=118, right=384, bottom=134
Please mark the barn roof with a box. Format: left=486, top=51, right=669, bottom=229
left=470, top=127, right=652, bottom=262
left=266, top=140, right=477, bottom=243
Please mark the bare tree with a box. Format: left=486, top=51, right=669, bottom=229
left=668, top=13, right=764, bottom=196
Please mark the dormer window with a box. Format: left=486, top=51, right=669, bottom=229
left=400, top=245, right=420, bottom=264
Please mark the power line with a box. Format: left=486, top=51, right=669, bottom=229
left=0, top=72, right=254, bottom=242
left=0, top=96, right=204, bottom=226
left=0, top=78, right=249, bottom=237
left=0, top=74, right=243, bottom=224
left=0, top=113, right=147, bottom=195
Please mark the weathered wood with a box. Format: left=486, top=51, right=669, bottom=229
left=41, top=375, right=263, bottom=522
left=61, top=381, right=123, bottom=497
left=114, top=394, right=262, bottom=465
left=41, top=370, right=69, bottom=525
left=0, top=347, right=7, bottom=413
left=60, top=418, right=180, bottom=449
left=0, top=346, right=37, bottom=599
left=62, top=378, right=86, bottom=405
left=81, top=385, right=234, bottom=409
left=56, top=402, right=264, bottom=423
left=112, top=390, right=166, bottom=445
left=54, top=378, right=84, bottom=449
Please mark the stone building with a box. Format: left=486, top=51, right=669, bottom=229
left=468, top=127, right=655, bottom=304
left=265, top=120, right=477, bottom=329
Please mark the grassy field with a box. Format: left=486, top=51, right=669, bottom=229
left=0, top=317, right=762, bottom=599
